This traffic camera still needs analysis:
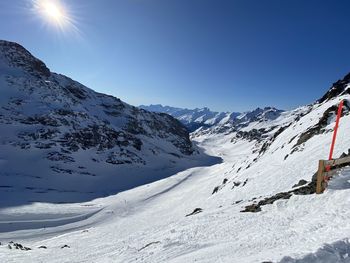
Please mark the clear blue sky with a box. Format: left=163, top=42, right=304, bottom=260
left=1, top=0, right=350, bottom=112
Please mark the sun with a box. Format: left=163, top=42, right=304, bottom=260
left=32, top=0, right=77, bottom=32
left=42, top=1, right=64, bottom=22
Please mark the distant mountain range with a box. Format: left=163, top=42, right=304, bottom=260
left=139, top=104, right=284, bottom=132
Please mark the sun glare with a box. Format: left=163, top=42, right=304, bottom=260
left=32, top=0, right=79, bottom=34
left=42, top=2, right=63, bottom=21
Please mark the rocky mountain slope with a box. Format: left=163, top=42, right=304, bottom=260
left=0, top=40, right=217, bottom=206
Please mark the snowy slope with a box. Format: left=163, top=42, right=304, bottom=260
left=2, top=40, right=350, bottom=263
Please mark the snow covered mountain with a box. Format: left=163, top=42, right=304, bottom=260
left=139, top=104, right=239, bottom=132
left=2, top=39, right=350, bottom=263
left=139, top=104, right=283, bottom=132
left=0, top=40, right=219, bottom=206
left=139, top=104, right=239, bottom=131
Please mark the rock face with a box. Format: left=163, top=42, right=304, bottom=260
left=0, top=40, right=50, bottom=78
left=0, top=40, right=199, bottom=204
left=318, top=72, right=350, bottom=103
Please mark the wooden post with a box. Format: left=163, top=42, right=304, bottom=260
left=316, top=160, right=326, bottom=194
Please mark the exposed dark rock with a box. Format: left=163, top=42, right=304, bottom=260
left=101, top=102, right=125, bottom=117
left=258, top=124, right=292, bottom=156
left=242, top=204, right=261, bottom=212
left=318, top=72, right=350, bottom=103
left=234, top=129, right=266, bottom=142
left=0, top=40, right=50, bottom=78
left=258, top=141, right=270, bottom=155
left=292, top=179, right=308, bottom=188
left=212, top=178, right=230, bottom=194
left=138, top=241, right=161, bottom=251
left=241, top=192, right=292, bottom=213
left=7, top=242, right=31, bottom=251
left=47, top=152, right=74, bottom=163
left=272, top=124, right=291, bottom=140
left=186, top=208, right=203, bottom=217
left=288, top=135, right=298, bottom=144
left=34, top=142, right=56, bottom=149
left=293, top=102, right=350, bottom=150
left=50, top=166, right=74, bottom=174
left=106, top=150, right=145, bottom=165
left=212, top=186, right=219, bottom=194
left=339, top=149, right=350, bottom=159
left=62, top=125, right=143, bottom=152
left=242, top=180, right=316, bottom=213
left=232, top=181, right=241, bottom=189
left=63, top=83, right=89, bottom=100
left=38, top=246, right=47, bottom=249
left=242, top=179, right=248, bottom=186
left=56, top=109, right=74, bottom=116
left=21, top=115, right=60, bottom=126
left=61, top=244, right=70, bottom=249
left=129, top=111, right=194, bottom=155
left=293, top=182, right=316, bottom=195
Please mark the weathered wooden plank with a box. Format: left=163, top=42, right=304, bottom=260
left=325, top=156, right=350, bottom=167
left=316, top=160, right=326, bottom=194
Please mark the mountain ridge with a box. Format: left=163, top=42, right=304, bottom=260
left=140, top=104, right=284, bottom=132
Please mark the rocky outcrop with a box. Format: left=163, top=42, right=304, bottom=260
left=293, top=101, right=350, bottom=149
left=0, top=40, right=50, bottom=78
left=318, top=72, right=350, bottom=103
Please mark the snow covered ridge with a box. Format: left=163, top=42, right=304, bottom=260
left=0, top=40, right=220, bottom=206
left=139, top=104, right=284, bottom=132
left=139, top=104, right=239, bottom=131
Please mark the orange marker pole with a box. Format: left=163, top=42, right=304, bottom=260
left=326, top=100, right=344, bottom=172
